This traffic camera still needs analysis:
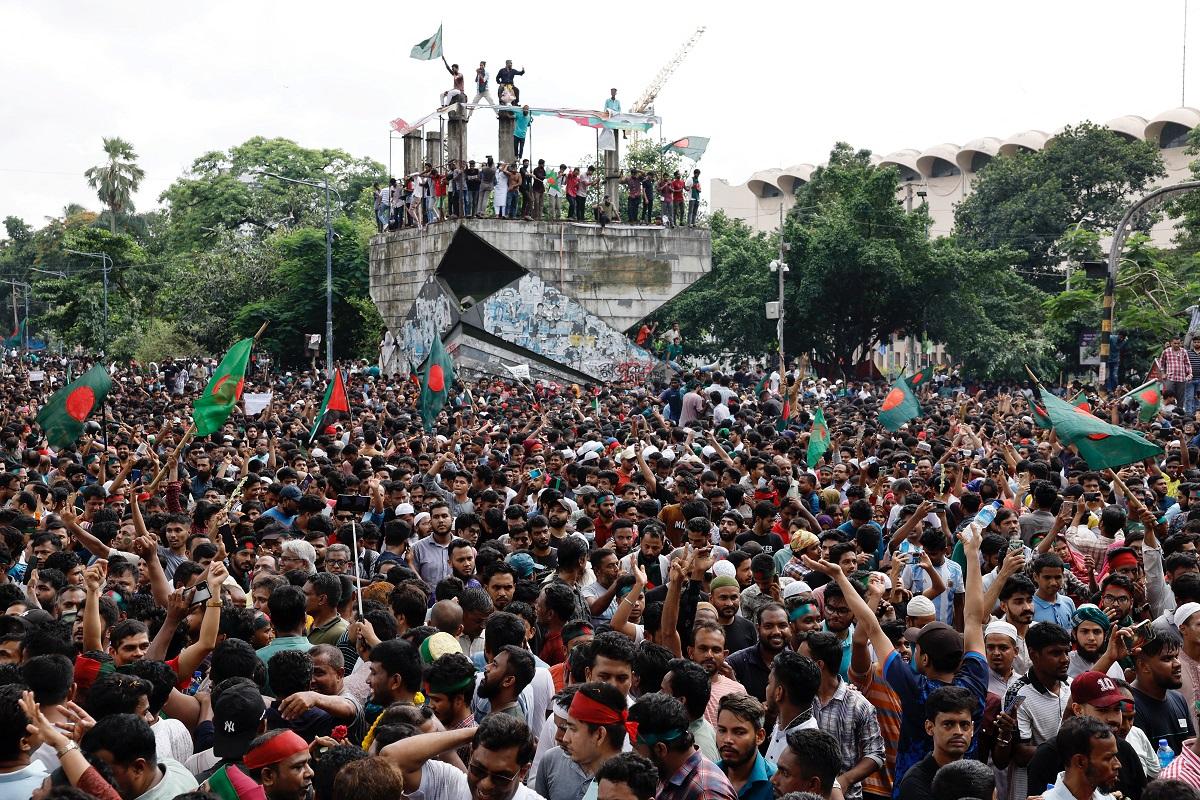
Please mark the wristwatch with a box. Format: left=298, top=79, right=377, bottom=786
left=56, top=741, right=79, bottom=758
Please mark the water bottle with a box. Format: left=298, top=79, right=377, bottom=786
left=1158, top=738, right=1175, bottom=769
left=973, top=500, right=1002, bottom=529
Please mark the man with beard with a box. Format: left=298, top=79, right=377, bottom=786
left=365, top=638, right=423, bottom=725
left=716, top=692, right=775, bottom=800
left=629, top=691, right=737, bottom=800
left=480, top=644, right=536, bottom=722
left=1027, top=671, right=1147, bottom=800
left=594, top=492, right=618, bottom=548
left=380, top=713, right=545, bottom=800
left=1177, top=601, right=1200, bottom=732
left=764, top=650, right=822, bottom=760
left=896, top=686, right=976, bottom=800
left=994, top=621, right=1073, bottom=800
left=709, top=575, right=756, bottom=653
left=483, top=561, right=518, bottom=612
left=610, top=520, right=637, bottom=561
left=529, top=515, right=559, bottom=571
left=1132, top=633, right=1195, bottom=756
left=726, top=602, right=788, bottom=701
left=1042, top=716, right=1123, bottom=800
left=410, top=500, right=456, bottom=587
left=997, top=573, right=1036, bottom=675
left=548, top=499, right=574, bottom=545
left=1069, top=605, right=1122, bottom=679
left=536, top=681, right=628, bottom=800
left=688, top=620, right=747, bottom=726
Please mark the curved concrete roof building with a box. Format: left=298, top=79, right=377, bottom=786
left=746, top=168, right=783, bottom=198
left=956, top=137, right=1001, bottom=174
left=878, top=149, right=922, bottom=182
left=998, top=130, right=1050, bottom=157
left=917, top=144, right=962, bottom=179
left=776, top=164, right=816, bottom=195
left=1146, top=107, right=1200, bottom=148
left=1105, top=115, right=1148, bottom=142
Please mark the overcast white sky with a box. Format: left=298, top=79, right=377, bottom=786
left=0, top=0, right=1194, bottom=233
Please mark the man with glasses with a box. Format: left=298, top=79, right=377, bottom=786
left=322, top=544, right=352, bottom=576
left=380, top=712, right=544, bottom=800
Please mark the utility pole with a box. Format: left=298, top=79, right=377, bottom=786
left=905, top=182, right=914, bottom=213
left=769, top=205, right=791, bottom=365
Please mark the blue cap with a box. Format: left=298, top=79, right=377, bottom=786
left=279, top=485, right=303, bottom=501
left=507, top=552, right=544, bottom=578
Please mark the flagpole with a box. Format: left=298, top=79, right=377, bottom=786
left=350, top=519, right=364, bottom=618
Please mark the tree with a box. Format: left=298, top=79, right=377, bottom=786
left=84, top=137, right=146, bottom=234
left=953, top=122, right=1165, bottom=285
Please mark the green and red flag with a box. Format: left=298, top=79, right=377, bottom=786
left=879, top=377, right=921, bottom=432
left=807, top=407, right=831, bottom=465
left=1040, top=387, right=1162, bottom=469
left=310, top=369, right=351, bottom=441
left=906, top=367, right=933, bottom=389
left=194, top=338, right=254, bottom=437
left=419, top=335, right=455, bottom=432
left=36, top=364, right=111, bottom=448
left=1032, top=390, right=1089, bottom=430
left=1120, top=380, right=1163, bottom=423
left=4, top=320, right=25, bottom=349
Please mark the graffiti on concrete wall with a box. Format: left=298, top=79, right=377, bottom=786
left=397, top=276, right=457, bottom=368
left=482, top=274, right=656, bottom=382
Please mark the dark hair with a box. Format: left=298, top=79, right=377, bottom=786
left=594, top=752, right=659, bottom=800
left=783, top=728, right=840, bottom=793
left=210, top=638, right=259, bottom=686
left=81, top=713, right=157, bottom=765
left=931, top=759, right=996, bottom=800
left=424, top=653, right=476, bottom=703
left=483, top=611, right=526, bottom=655
left=1055, top=714, right=1114, bottom=761
left=542, top=582, right=579, bottom=623
left=557, top=536, right=589, bottom=570
left=118, top=659, right=176, bottom=715
left=629, top=692, right=693, bottom=753
left=0, top=683, right=29, bottom=761
left=1138, top=630, right=1183, bottom=661
left=86, top=672, right=152, bottom=718
left=573, top=681, right=628, bottom=748
left=500, top=645, right=535, bottom=693
left=473, top=712, right=536, bottom=764
left=459, top=587, right=493, bottom=615
left=307, top=572, right=342, bottom=608
left=632, top=642, right=673, bottom=696
left=926, top=685, right=977, bottom=722
left=591, top=630, right=636, bottom=666
left=389, top=585, right=429, bottom=629
left=999, top=573, right=1037, bottom=601
left=771, top=651, right=821, bottom=708
left=1025, top=621, right=1072, bottom=653
left=1031, top=552, right=1065, bottom=575
left=268, top=649, right=314, bottom=698
left=665, top=658, right=711, bottom=719
left=267, top=585, right=307, bottom=632
left=802, top=631, right=842, bottom=676
left=21, top=654, right=74, bottom=705
left=369, top=639, right=422, bottom=694
left=312, top=745, right=370, bottom=800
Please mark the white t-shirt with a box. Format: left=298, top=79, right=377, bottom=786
left=412, top=759, right=547, bottom=800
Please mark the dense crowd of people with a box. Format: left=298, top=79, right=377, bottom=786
left=5, top=351, right=1200, bottom=800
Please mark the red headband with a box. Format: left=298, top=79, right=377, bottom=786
left=568, top=691, right=638, bottom=743
left=1108, top=551, right=1139, bottom=570
left=243, top=730, right=308, bottom=769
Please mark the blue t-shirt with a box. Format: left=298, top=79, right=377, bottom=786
left=1032, top=593, right=1076, bottom=628
left=884, top=649, right=988, bottom=792
left=514, top=112, right=532, bottom=138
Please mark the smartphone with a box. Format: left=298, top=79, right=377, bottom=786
left=23, top=557, right=38, bottom=585
left=1084, top=492, right=1101, bottom=502
left=190, top=583, right=212, bottom=606
left=300, top=474, right=314, bottom=491
left=1004, top=694, right=1026, bottom=715
left=1130, top=619, right=1156, bottom=649
left=1060, top=500, right=1075, bottom=517
left=929, top=501, right=947, bottom=512
left=130, top=469, right=142, bottom=483
left=335, top=494, right=370, bottom=514
left=529, top=469, right=543, bottom=480
left=1007, top=539, right=1025, bottom=553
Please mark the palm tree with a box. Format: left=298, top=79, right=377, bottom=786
left=84, top=137, right=145, bottom=234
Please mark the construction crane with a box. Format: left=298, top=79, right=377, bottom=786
left=628, top=25, right=706, bottom=146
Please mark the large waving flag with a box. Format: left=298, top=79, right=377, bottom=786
left=37, top=364, right=111, bottom=448
left=194, top=339, right=254, bottom=436
left=807, top=407, right=831, bottom=466
left=662, top=136, right=710, bottom=161
left=879, top=377, right=921, bottom=432
left=310, top=369, right=351, bottom=440
left=1032, top=390, right=1089, bottom=430
left=1040, top=387, right=1162, bottom=469
left=410, top=25, right=443, bottom=60
left=419, top=335, right=455, bottom=432
left=1120, top=380, right=1163, bottom=423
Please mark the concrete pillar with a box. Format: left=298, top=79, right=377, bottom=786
left=498, top=110, right=515, bottom=166
left=447, top=111, right=468, bottom=165
left=604, top=136, right=621, bottom=207
left=402, top=133, right=423, bottom=177
left=425, top=132, right=442, bottom=168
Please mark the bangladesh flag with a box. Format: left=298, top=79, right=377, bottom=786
left=194, top=338, right=254, bottom=437
left=1040, top=387, right=1162, bottom=469
left=36, top=364, right=111, bottom=448
left=1032, top=390, right=1089, bottom=430
left=879, top=377, right=920, bottom=432
left=409, top=25, right=443, bottom=60
left=310, top=369, right=351, bottom=441
left=906, top=367, right=933, bottom=388
left=807, top=407, right=831, bottom=465
left=1121, top=380, right=1163, bottom=423
left=4, top=320, right=25, bottom=349
left=419, top=335, right=455, bottom=432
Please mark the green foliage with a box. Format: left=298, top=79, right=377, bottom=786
left=114, top=318, right=200, bottom=364
left=954, top=122, right=1165, bottom=283
left=83, top=137, right=145, bottom=234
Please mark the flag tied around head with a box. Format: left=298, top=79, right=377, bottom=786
left=879, top=376, right=921, bottom=432
left=194, top=338, right=254, bottom=437
left=807, top=407, right=830, bottom=466
left=1031, top=390, right=1089, bottom=430
left=410, top=25, right=443, bottom=60
left=1038, top=386, right=1162, bottom=470
left=1119, top=380, right=1163, bottom=423
left=661, top=136, right=709, bottom=161
left=310, top=370, right=350, bottom=441
left=36, top=364, right=111, bottom=448
left=419, top=335, right=455, bottom=432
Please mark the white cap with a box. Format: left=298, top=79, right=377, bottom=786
left=906, top=595, right=936, bottom=618
left=984, top=619, right=1020, bottom=644
left=1176, top=602, right=1200, bottom=628
left=701, top=445, right=717, bottom=458
left=782, top=580, right=811, bottom=600
left=660, top=448, right=676, bottom=462
left=620, top=447, right=636, bottom=461
left=576, top=441, right=604, bottom=457
left=311, top=448, right=327, bottom=459
left=581, top=451, right=599, bottom=463
left=395, top=502, right=415, bottom=516
left=711, top=560, right=737, bottom=579
left=642, top=445, right=660, bottom=458
left=560, top=448, right=576, bottom=461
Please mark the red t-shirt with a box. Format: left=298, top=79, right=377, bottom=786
left=671, top=179, right=685, bottom=202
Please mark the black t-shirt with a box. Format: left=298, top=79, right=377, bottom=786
left=896, top=753, right=939, bottom=800
left=466, top=168, right=481, bottom=190
left=735, top=530, right=786, bottom=556
left=532, top=546, right=558, bottom=571
left=723, top=614, right=758, bottom=653
left=1027, top=736, right=1146, bottom=800
left=1132, top=686, right=1194, bottom=756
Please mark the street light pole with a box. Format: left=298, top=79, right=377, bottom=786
left=63, top=250, right=111, bottom=355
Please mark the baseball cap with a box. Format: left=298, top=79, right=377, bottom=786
left=1070, top=671, right=1126, bottom=709
left=903, top=621, right=963, bottom=662
left=279, top=485, right=303, bottom=501
left=213, top=680, right=267, bottom=759
left=507, top=552, right=544, bottom=578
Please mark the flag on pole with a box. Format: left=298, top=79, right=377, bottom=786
left=906, top=368, right=934, bottom=389
left=1032, top=390, right=1089, bottom=430
left=310, top=370, right=351, bottom=440
left=1120, top=380, right=1163, bottom=423
left=1039, top=387, right=1162, bottom=469
left=36, top=364, right=112, bottom=448
left=390, top=118, right=410, bottom=134
left=418, top=335, right=454, bottom=432
left=661, top=136, right=710, bottom=161
left=879, top=377, right=921, bottom=432
left=410, top=25, right=443, bottom=60
left=503, top=363, right=531, bottom=381
left=807, top=407, right=831, bottom=466
left=194, top=338, right=254, bottom=436
left=4, top=320, right=25, bottom=349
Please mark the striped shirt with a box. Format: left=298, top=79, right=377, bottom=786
left=1160, top=738, right=1200, bottom=788
left=704, top=674, right=748, bottom=727
left=811, top=680, right=884, bottom=800
left=849, top=665, right=900, bottom=799
left=1003, top=675, right=1072, bottom=800
left=1162, top=347, right=1194, bottom=382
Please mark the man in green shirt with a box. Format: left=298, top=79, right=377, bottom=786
left=304, top=573, right=347, bottom=646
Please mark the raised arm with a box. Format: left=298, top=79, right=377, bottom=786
left=380, top=727, right=475, bottom=791
left=609, top=562, right=646, bottom=640
left=960, top=529, right=985, bottom=655
left=660, top=552, right=689, bottom=658
left=804, top=555, right=893, bottom=665
left=82, top=560, right=107, bottom=654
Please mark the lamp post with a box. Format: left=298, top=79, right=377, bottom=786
left=63, top=250, right=111, bottom=355
left=240, top=171, right=338, bottom=377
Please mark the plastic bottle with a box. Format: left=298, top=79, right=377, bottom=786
left=973, top=500, right=1002, bottom=529
left=1158, top=738, right=1175, bottom=769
